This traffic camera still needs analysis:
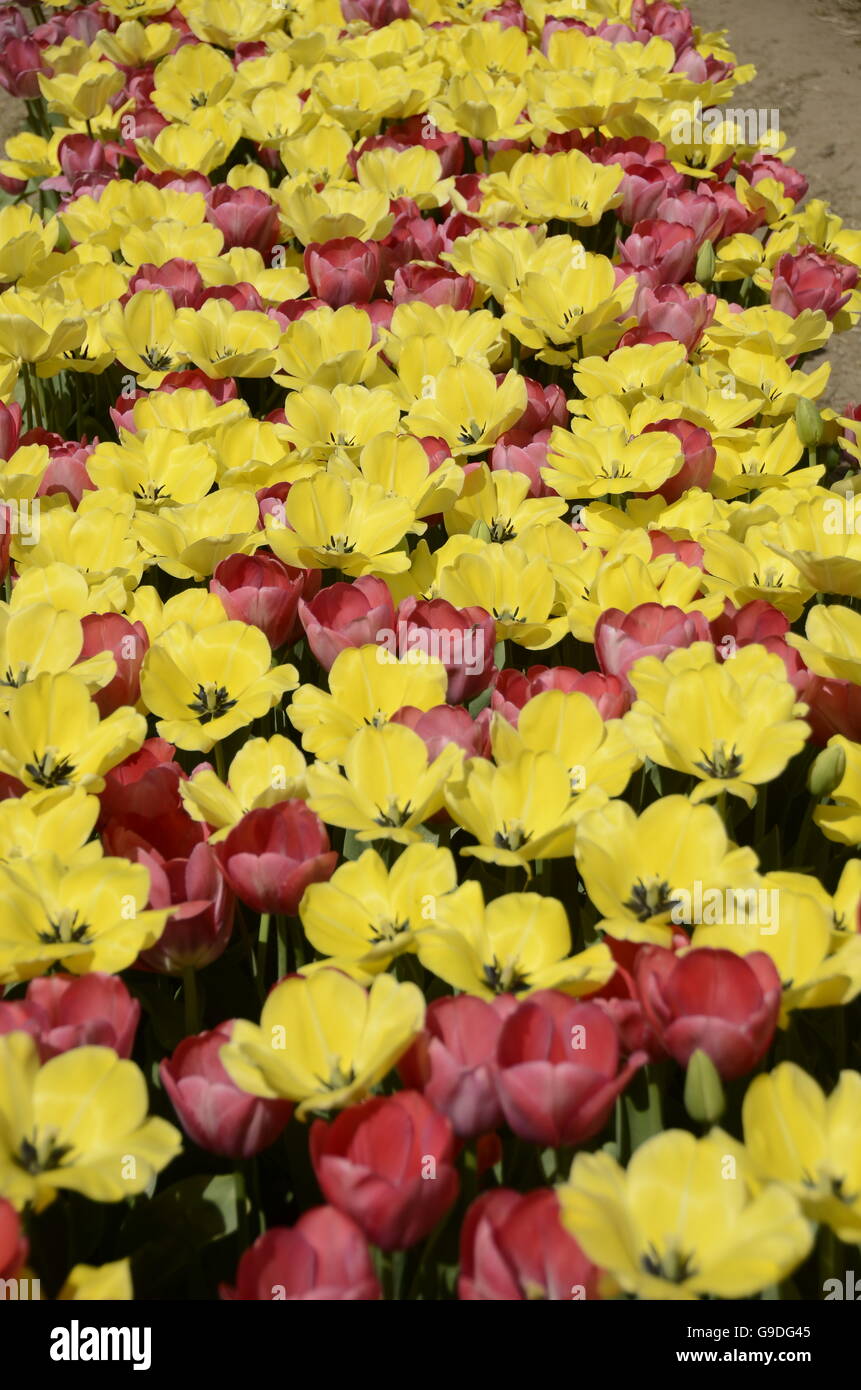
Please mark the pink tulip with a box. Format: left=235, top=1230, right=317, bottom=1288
left=161, top=1021, right=293, bottom=1158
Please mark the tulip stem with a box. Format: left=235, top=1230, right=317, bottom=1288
left=624, top=1064, right=663, bottom=1152
left=257, top=913, right=271, bottom=987
left=182, top=966, right=200, bottom=1036
left=214, top=740, right=228, bottom=783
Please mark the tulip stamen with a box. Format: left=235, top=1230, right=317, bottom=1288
left=693, top=741, right=744, bottom=779
left=24, top=748, right=76, bottom=788
left=141, top=345, right=174, bottom=371
left=623, top=877, right=682, bottom=922
left=16, top=1130, right=75, bottom=1175
left=38, top=907, right=93, bottom=945
left=188, top=682, right=237, bottom=723
left=640, top=1242, right=698, bottom=1284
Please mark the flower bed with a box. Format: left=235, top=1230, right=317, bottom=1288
left=0, top=0, right=860, bottom=1304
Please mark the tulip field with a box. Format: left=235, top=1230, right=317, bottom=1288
left=1, top=0, right=861, bottom=1312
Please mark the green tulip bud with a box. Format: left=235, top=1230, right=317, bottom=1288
left=808, top=743, right=847, bottom=798
left=695, top=240, right=715, bottom=286
left=796, top=397, right=824, bottom=449
left=684, top=1048, right=725, bottom=1124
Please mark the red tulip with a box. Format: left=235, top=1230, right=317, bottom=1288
left=99, top=739, right=206, bottom=860
left=639, top=418, right=715, bottom=503
left=216, top=801, right=338, bottom=916
left=304, top=238, right=381, bottom=308
left=220, top=1207, right=380, bottom=1300
left=771, top=247, right=858, bottom=320
left=594, top=603, right=711, bottom=701
left=127, top=839, right=236, bottom=974
left=298, top=576, right=395, bottom=671
left=0, top=402, right=21, bottom=460
left=211, top=551, right=309, bottom=650
left=738, top=151, right=808, bottom=204
left=492, top=666, right=627, bottom=723
left=616, top=219, right=697, bottom=288
left=623, top=284, right=716, bottom=353
left=394, top=596, right=496, bottom=703
left=205, top=185, right=280, bottom=256
left=459, top=1189, right=602, bottom=1300
left=491, top=430, right=555, bottom=498
left=392, top=262, right=474, bottom=309
left=803, top=675, right=861, bottom=745
left=494, top=993, right=646, bottom=1146
left=160, top=1021, right=293, bottom=1159
left=391, top=705, right=489, bottom=760
left=77, top=613, right=148, bottom=716
left=310, top=1091, right=459, bottom=1251
left=399, top=995, right=513, bottom=1138
left=0, top=1198, right=27, bottom=1282
left=0, top=973, right=140, bottom=1060
left=634, top=946, right=781, bottom=1080
left=502, top=377, right=568, bottom=434
left=341, top=0, right=410, bottom=24
left=126, top=259, right=204, bottom=309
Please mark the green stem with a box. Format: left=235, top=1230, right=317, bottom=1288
left=624, top=1063, right=664, bottom=1152
left=214, top=740, right=228, bottom=782
left=257, top=913, right=271, bottom=988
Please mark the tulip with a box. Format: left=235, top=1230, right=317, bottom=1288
left=205, top=185, right=280, bottom=256
left=459, top=1189, right=602, bottom=1300
left=395, top=596, right=496, bottom=703
left=160, top=1021, right=292, bottom=1159
left=399, top=995, right=512, bottom=1138
left=624, top=284, right=716, bottom=353
left=211, top=552, right=309, bottom=650
left=99, top=739, right=206, bottom=860
left=495, top=993, right=646, bottom=1146
left=490, top=429, right=555, bottom=498
left=392, top=262, right=475, bottom=310
left=341, top=0, right=411, bottom=24
left=304, top=238, right=381, bottom=308
left=640, top=418, right=715, bottom=502
left=125, top=259, right=204, bottom=309
left=221, top=1207, right=380, bottom=1300
left=0, top=1198, right=27, bottom=1281
left=77, top=613, right=149, bottom=717
left=128, top=839, right=236, bottom=974
left=648, top=531, right=704, bottom=568
left=298, top=576, right=395, bottom=671
left=772, top=248, right=858, bottom=320
left=634, top=946, right=781, bottom=1080
left=391, top=705, right=489, bottom=761
left=215, top=801, right=338, bottom=916
left=804, top=676, right=861, bottom=746
left=616, top=220, right=697, bottom=288
left=310, top=1091, right=459, bottom=1250
left=594, top=604, right=710, bottom=700
left=0, top=402, right=21, bottom=460
left=492, top=666, right=627, bottom=722
left=0, top=36, right=42, bottom=100
left=738, top=151, right=808, bottom=204
left=0, top=973, right=140, bottom=1060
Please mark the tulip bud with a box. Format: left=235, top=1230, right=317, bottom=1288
left=807, top=742, right=847, bottom=797
left=684, top=1048, right=725, bottom=1124
left=795, top=397, right=824, bottom=448
left=695, top=239, right=715, bottom=286
left=469, top=519, right=492, bottom=542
